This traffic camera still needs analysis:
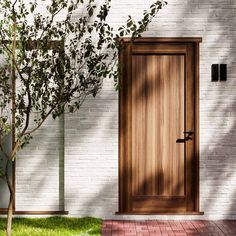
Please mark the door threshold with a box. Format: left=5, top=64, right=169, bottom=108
left=116, top=212, right=204, bottom=215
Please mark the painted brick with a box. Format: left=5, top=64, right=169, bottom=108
left=14, top=0, right=236, bottom=220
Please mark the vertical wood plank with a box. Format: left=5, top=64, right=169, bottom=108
left=131, top=55, right=185, bottom=198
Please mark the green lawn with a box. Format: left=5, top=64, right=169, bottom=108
left=0, top=217, right=102, bottom=236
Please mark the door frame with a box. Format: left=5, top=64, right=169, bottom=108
left=118, top=37, right=202, bottom=215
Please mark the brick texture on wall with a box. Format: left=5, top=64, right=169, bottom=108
left=15, top=0, right=236, bottom=220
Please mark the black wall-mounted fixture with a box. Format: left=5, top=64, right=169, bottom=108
left=220, top=64, right=227, bottom=81
left=211, top=64, right=227, bottom=82
left=211, top=64, right=219, bottom=81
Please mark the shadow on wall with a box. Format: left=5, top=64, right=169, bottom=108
left=76, top=1, right=236, bottom=218
left=185, top=1, right=236, bottom=218
left=0, top=134, right=12, bottom=209
left=8, top=0, right=236, bottom=218
left=15, top=116, right=65, bottom=211
left=64, top=90, right=119, bottom=217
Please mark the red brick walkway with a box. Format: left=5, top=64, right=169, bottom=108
left=102, top=220, right=236, bottom=236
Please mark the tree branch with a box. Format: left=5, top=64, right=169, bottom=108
left=20, top=82, right=32, bottom=136
left=12, top=0, right=18, bottom=9
left=24, top=106, right=55, bottom=135
left=9, top=140, right=20, bottom=161
left=38, top=4, right=66, bottom=41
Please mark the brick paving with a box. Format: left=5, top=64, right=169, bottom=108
left=102, top=220, right=236, bottom=236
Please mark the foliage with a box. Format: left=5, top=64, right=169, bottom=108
left=0, top=217, right=102, bottom=236
left=0, top=0, right=167, bottom=161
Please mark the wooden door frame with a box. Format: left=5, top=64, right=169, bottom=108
left=118, top=37, right=202, bottom=215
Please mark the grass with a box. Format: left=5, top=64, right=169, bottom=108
left=0, top=217, right=102, bottom=236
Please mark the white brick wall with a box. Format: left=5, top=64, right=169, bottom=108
left=65, top=79, right=119, bottom=218
left=15, top=0, right=236, bottom=220
left=16, top=117, right=65, bottom=211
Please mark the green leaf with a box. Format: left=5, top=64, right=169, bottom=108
left=30, top=4, right=35, bottom=13
left=89, top=7, right=94, bottom=17
left=68, top=5, right=74, bottom=12
left=127, top=20, right=133, bottom=28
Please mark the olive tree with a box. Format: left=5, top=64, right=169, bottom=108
left=0, top=0, right=167, bottom=235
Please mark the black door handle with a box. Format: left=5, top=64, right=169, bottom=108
left=176, top=138, right=186, bottom=143
left=176, top=130, right=194, bottom=143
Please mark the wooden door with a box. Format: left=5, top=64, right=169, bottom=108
left=119, top=38, right=201, bottom=214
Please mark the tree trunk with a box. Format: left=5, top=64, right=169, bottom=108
left=6, top=7, right=17, bottom=236
left=6, top=160, right=14, bottom=236
left=6, top=191, right=14, bottom=236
